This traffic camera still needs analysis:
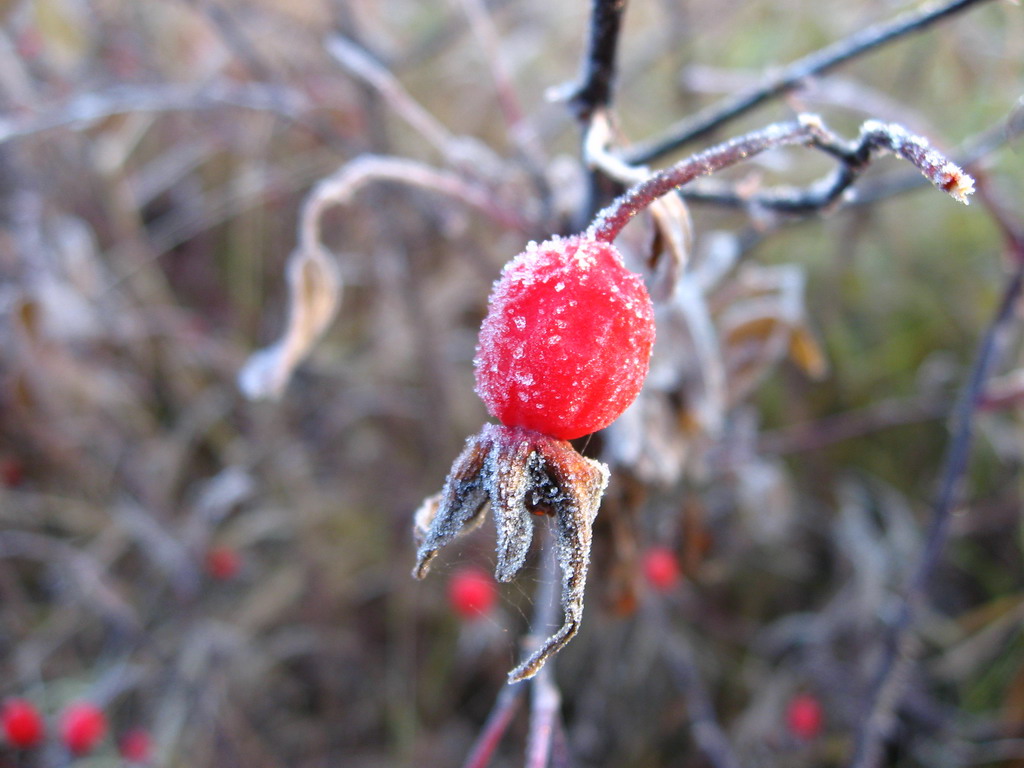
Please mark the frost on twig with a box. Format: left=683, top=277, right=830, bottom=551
left=587, top=115, right=974, bottom=245
left=584, top=109, right=693, bottom=296
left=238, top=155, right=522, bottom=400
left=855, top=120, right=974, bottom=203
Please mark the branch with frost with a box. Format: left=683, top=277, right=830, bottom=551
left=584, top=109, right=693, bottom=292
left=589, top=116, right=973, bottom=244
left=0, top=83, right=327, bottom=146
left=683, top=118, right=976, bottom=215
left=561, top=0, right=630, bottom=121
left=622, top=0, right=1000, bottom=164
left=458, top=528, right=569, bottom=768
left=237, top=155, right=527, bottom=400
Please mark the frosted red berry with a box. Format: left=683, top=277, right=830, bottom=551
left=2, top=698, right=44, bottom=749
left=448, top=567, right=498, bottom=619
left=474, top=235, right=655, bottom=441
left=119, top=728, right=151, bottom=763
left=204, top=546, right=240, bottom=581
left=60, top=701, right=107, bottom=755
left=786, top=693, right=823, bottom=740
left=642, top=546, right=681, bottom=592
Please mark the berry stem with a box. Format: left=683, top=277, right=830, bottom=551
left=588, top=114, right=974, bottom=243
left=588, top=117, right=822, bottom=243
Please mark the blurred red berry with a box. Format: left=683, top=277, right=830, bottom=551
left=448, top=567, right=497, bottom=619
left=2, top=698, right=44, bottom=749
left=0, top=457, right=25, bottom=488
left=14, top=29, right=43, bottom=60
left=786, top=693, right=823, bottom=741
left=204, top=546, right=240, bottom=580
left=60, top=701, right=106, bottom=755
left=642, top=546, right=681, bottom=592
left=119, top=728, right=151, bottom=763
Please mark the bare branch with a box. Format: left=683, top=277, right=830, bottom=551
left=649, top=601, right=742, bottom=768
left=848, top=258, right=1024, bottom=768
left=460, top=684, right=526, bottom=768
left=0, top=83, right=326, bottom=146
left=589, top=116, right=973, bottom=243
left=623, top=0, right=1000, bottom=164
left=562, top=0, right=630, bottom=121
left=524, top=537, right=566, bottom=768
left=325, top=36, right=456, bottom=158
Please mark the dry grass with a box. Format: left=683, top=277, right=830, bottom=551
left=1, top=0, right=1023, bottom=766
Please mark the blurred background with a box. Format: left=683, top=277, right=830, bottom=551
left=0, top=0, right=1022, bottom=765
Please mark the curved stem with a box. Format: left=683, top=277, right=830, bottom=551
left=588, top=118, right=821, bottom=242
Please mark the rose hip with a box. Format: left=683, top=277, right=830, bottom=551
left=448, top=566, right=498, bottom=619
left=474, top=235, right=655, bottom=441
left=1, top=698, right=44, bottom=749
left=60, top=701, right=107, bottom=755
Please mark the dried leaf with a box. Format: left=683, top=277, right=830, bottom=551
left=237, top=244, right=341, bottom=400
left=788, top=324, right=829, bottom=380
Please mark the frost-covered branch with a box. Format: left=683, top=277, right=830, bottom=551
left=623, top=0, right=999, bottom=164
left=589, top=116, right=973, bottom=243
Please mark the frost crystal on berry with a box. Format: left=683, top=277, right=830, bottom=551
left=474, top=235, right=655, bottom=441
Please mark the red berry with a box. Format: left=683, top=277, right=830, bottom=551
left=0, top=457, right=25, bottom=488
left=642, top=546, right=681, bottom=592
left=2, top=698, right=44, bottom=749
left=474, top=235, right=655, bottom=440
left=204, top=546, right=240, bottom=580
left=119, top=728, right=151, bottom=763
left=60, top=701, right=106, bottom=755
left=448, top=567, right=497, bottom=619
left=786, top=693, right=823, bottom=741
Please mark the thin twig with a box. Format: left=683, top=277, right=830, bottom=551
left=848, top=257, right=1024, bottom=768
left=525, top=528, right=567, bottom=768
left=460, top=684, right=526, bottom=768
left=623, top=0, right=999, bottom=164
left=458, top=0, right=526, bottom=133
left=565, top=0, right=630, bottom=121
left=648, top=600, right=742, bottom=768
left=0, top=83, right=333, bottom=146
left=675, top=103, right=1019, bottom=214
left=758, top=394, right=948, bottom=455
left=325, top=36, right=456, bottom=158
left=460, top=524, right=568, bottom=768
left=590, top=118, right=822, bottom=242
left=589, top=116, right=972, bottom=243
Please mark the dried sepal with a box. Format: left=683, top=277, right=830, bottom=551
left=486, top=430, right=538, bottom=582
left=507, top=441, right=608, bottom=683
left=412, top=423, right=610, bottom=682
left=412, top=432, right=490, bottom=579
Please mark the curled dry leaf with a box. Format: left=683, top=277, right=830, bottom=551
left=237, top=244, right=340, bottom=400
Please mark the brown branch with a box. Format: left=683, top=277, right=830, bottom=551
left=648, top=600, right=742, bottom=768
left=623, top=0, right=999, bottom=164
left=564, top=0, right=630, bottom=122
left=848, top=254, right=1024, bottom=768
left=589, top=116, right=972, bottom=242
